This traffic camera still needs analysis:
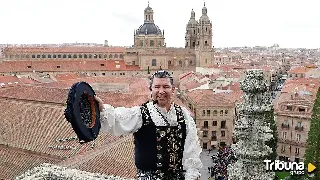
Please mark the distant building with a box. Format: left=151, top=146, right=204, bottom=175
left=274, top=82, right=320, bottom=162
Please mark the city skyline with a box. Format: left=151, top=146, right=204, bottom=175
left=1, top=0, right=319, bottom=49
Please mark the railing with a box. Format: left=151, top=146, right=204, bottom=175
left=278, top=138, right=289, bottom=143
left=293, top=141, right=307, bottom=147
left=211, top=136, right=217, bottom=141
left=295, top=126, right=304, bottom=131
left=202, top=126, right=209, bottom=129
left=278, top=139, right=307, bottom=147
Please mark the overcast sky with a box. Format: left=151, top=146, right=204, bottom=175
left=0, top=0, right=319, bottom=48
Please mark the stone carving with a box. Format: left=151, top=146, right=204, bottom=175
left=227, top=69, right=275, bottom=180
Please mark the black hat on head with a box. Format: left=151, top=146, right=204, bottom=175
left=64, top=81, right=101, bottom=144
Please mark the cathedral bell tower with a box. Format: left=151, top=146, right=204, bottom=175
left=185, top=9, right=198, bottom=49
left=195, top=2, right=214, bottom=67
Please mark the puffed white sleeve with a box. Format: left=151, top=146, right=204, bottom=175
left=181, top=107, right=203, bottom=180
left=99, top=104, right=143, bottom=136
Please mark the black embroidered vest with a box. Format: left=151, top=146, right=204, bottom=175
left=133, top=101, right=187, bottom=176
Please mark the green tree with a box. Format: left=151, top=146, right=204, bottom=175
left=304, top=87, right=320, bottom=179
left=264, top=107, right=278, bottom=162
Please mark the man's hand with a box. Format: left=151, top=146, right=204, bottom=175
left=94, top=95, right=104, bottom=112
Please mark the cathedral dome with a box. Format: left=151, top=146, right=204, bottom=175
left=136, top=23, right=162, bottom=35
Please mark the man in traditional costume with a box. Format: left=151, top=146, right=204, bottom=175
left=94, top=70, right=202, bottom=180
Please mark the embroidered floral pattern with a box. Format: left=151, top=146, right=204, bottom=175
left=138, top=102, right=186, bottom=179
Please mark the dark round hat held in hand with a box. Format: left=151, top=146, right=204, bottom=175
left=64, top=82, right=101, bottom=144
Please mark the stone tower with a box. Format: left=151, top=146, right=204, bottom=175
left=185, top=9, right=198, bottom=49
left=195, top=2, right=214, bottom=67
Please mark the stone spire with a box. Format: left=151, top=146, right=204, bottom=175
left=227, top=69, right=275, bottom=179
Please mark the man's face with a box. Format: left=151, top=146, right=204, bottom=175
left=151, top=77, right=175, bottom=107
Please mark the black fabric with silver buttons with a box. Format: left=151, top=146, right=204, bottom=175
left=133, top=101, right=186, bottom=179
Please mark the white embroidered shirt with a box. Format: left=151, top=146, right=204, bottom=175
left=100, top=101, right=203, bottom=180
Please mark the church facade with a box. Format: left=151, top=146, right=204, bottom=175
left=125, top=2, right=214, bottom=70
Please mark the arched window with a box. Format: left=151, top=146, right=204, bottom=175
left=73, top=54, right=77, bottom=58
left=179, top=60, right=182, bottom=66
left=48, top=54, right=52, bottom=58
left=53, top=55, right=56, bottom=58
left=31, top=55, right=35, bottom=58
left=26, top=54, right=30, bottom=58
left=114, top=54, right=118, bottom=58
left=119, top=54, right=124, bottom=59
left=99, top=54, right=102, bottom=58
left=152, top=59, right=157, bottom=66
left=37, top=55, right=40, bottom=58
left=58, top=54, right=61, bottom=58
left=104, top=54, right=107, bottom=58
left=63, top=54, right=67, bottom=58
left=79, top=54, right=82, bottom=58
left=89, top=54, right=92, bottom=58
left=94, top=54, right=98, bottom=58
left=109, top=54, right=113, bottom=58
left=84, top=54, right=87, bottom=58
left=42, top=55, right=46, bottom=58
left=68, top=54, right=72, bottom=58
left=205, top=41, right=208, bottom=45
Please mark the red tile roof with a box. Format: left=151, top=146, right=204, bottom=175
left=180, top=80, right=207, bottom=91
left=0, top=75, right=41, bottom=88
left=0, top=145, right=63, bottom=180
left=60, top=136, right=136, bottom=178
left=284, top=78, right=320, bottom=86
left=288, top=66, right=311, bottom=74
left=0, top=60, right=140, bottom=73
left=3, top=46, right=125, bottom=54
left=53, top=73, right=82, bottom=81
left=186, top=89, right=234, bottom=107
